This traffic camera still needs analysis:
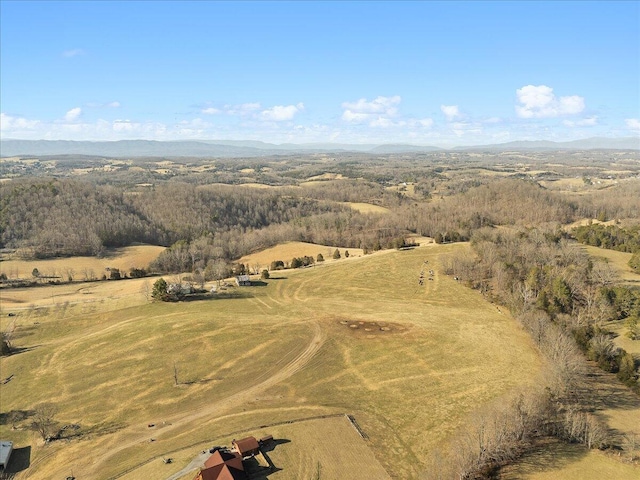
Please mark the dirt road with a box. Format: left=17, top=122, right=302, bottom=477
left=81, top=320, right=326, bottom=479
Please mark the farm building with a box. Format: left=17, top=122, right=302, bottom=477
left=235, top=275, right=251, bottom=286
left=194, top=450, right=247, bottom=480
left=232, top=436, right=260, bottom=457
left=0, top=441, right=13, bottom=469
left=167, top=283, right=194, bottom=295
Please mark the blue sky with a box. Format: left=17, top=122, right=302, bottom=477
left=1, top=1, right=639, bottom=145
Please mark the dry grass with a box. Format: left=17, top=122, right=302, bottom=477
left=0, top=245, right=165, bottom=281
left=238, top=241, right=364, bottom=268
left=341, top=202, right=390, bottom=214
left=2, top=244, right=547, bottom=479
left=132, top=416, right=391, bottom=480
left=580, top=245, right=640, bottom=285
left=501, top=439, right=639, bottom=479
left=300, top=173, right=345, bottom=184
left=244, top=416, right=391, bottom=480
left=0, top=276, right=155, bottom=312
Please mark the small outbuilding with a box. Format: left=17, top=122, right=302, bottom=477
left=232, top=436, right=260, bottom=457
left=235, top=275, right=251, bottom=286
left=0, top=441, right=13, bottom=469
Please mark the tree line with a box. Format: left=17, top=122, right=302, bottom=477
left=426, top=226, right=639, bottom=478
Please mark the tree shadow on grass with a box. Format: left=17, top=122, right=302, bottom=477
left=0, top=410, right=35, bottom=426
left=500, top=439, right=588, bottom=476
left=3, top=344, right=41, bottom=358
left=243, top=440, right=291, bottom=480
left=180, top=291, right=255, bottom=302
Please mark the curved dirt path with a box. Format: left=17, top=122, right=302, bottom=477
left=81, top=320, right=326, bottom=479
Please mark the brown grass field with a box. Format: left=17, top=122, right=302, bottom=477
left=580, top=245, right=640, bottom=285
left=0, top=245, right=165, bottom=281
left=341, top=202, right=391, bottom=214
left=238, top=241, right=364, bottom=268
left=501, top=439, right=639, bottom=479
left=0, top=242, right=635, bottom=479
left=125, top=415, right=391, bottom=480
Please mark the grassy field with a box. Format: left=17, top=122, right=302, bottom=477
left=0, top=245, right=165, bottom=281
left=341, top=202, right=391, bottom=214
left=125, top=416, right=391, bottom=480
left=501, top=439, right=639, bottom=479
left=580, top=245, right=640, bottom=285
left=1, top=243, right=547, bottom=479
left=238, top=241, right=364, bottom=268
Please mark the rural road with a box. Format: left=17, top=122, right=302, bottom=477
left=84, top=320, right=326, bottom=479
left=165, top=450, right=211, bottom=480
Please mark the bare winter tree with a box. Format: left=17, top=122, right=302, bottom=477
left=31, top=403, right=59, bottom=441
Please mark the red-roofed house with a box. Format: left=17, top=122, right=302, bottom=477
left=205, top=450, right=244, bottom=470
left=232, top=436, right=260, bottom=457
left=194, top=450, right=247, bottom=480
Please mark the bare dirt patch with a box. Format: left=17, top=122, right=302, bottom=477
left=334, top=318, right=409, bottom=338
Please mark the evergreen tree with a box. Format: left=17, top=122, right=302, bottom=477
left=151, top=278, right=168, bottom=302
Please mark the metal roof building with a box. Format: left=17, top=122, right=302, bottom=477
left=0, top=441, right=13, bottom=469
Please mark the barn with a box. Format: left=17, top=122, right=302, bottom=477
left=232, top=436, right=260, bottom=457
left=235, top=275, right=251, bottom=286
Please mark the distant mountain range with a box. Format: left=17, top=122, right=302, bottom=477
left=1, top=137, right=638, bottom=158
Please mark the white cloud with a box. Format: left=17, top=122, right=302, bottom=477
left=62, top=49, right=85, bottom=58
left=64, top=107, right=82, bottom=121
left=1, top=113, right=40, bottom=131
left=106, top=101, right=121, bottom=108
left=440, top=105, right=461, bottom=121
left=563, top=116, right=598, bottom=127
left=370, top=117, right=404, bottom=128
left=341, top=96, right=401, bottom=124
left=342, top=110, right=371, bottom=123
left=261, top=103, right=304, bottom=121
left=202, top=107, right=222, bottom=114
left=625, top=118, right=640, bottom=131
left=341, top=95, right=433, bottom=130
left=516, top=85, right=585, bottom=118
left=342, top=96, right=401, bottom=115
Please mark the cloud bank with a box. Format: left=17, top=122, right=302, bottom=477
left=516, top=85, right=585, bottom=118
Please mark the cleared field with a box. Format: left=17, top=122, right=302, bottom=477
left=580, top=245, right=640, bottom=284
left=341, top=202, right=390, bottom=214
left=262, top=416, right=391, bottom=479
left=238, top=241, right=364, bottom=267
left=300, top=173, right=345, bottom=184
left=0, top=245, right=165, bottom=281
left=134, top=416, right=391, bottom=480
left=539, top=178, right=618, bottom=192
left=1, top=244, right=544, bottom=479
left=501, top=440, right=639, bottom=479
left=606, top=320, right=640, bottom=355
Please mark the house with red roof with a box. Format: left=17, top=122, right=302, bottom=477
left=193, top=450, right=247, bottom=480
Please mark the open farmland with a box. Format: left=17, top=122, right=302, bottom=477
left=0, top=243, right=544, bottom=479
left=501, top=439, right=639, bottom=479
left=126, top=415, right=391, bottom=480
left=238, top=241, right=364, bottom=267
left=341, top=202, right=391, bottom=214
left=580, top=245, right=640, bottom=285
left=0, top=245, right=165, bottom=281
